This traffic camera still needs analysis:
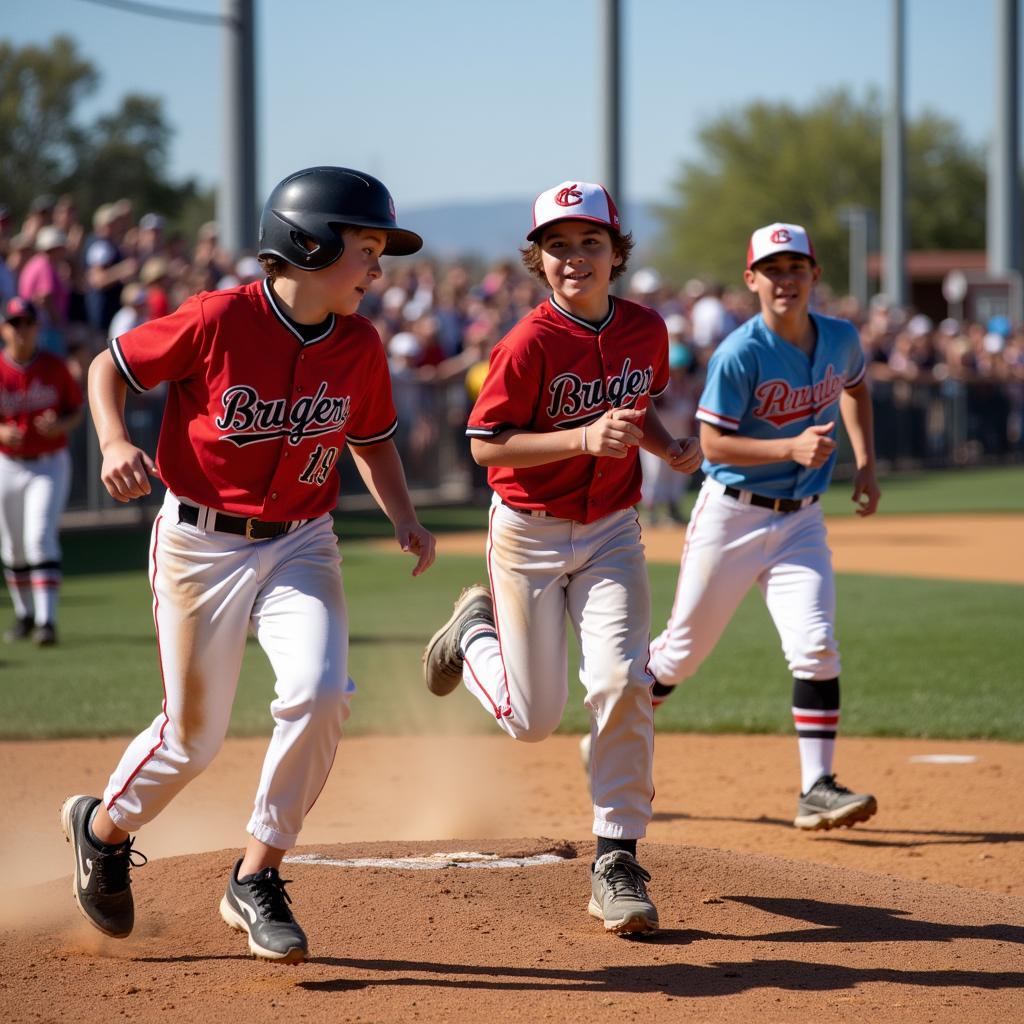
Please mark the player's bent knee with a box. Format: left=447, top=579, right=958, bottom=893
left=504, top=710, right=561, bottom=743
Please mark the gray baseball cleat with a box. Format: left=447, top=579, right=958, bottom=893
left=220, top=859, right=308, bottom=963
left=60, top=794, right=146, bottom=938
left=422, top=584, right=493, bottom=696
left=794, top=774, right=878, bottom=830
left=588, top=850, right=659, bottom=935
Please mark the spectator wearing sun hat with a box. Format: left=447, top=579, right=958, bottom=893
left=139, top=255, right=171, bottom=319
left=85, top=204, right=139, bottom=334
left=108, top=282, right=150, bottom=339
left=18, top=226, right=70, bottom=355
left=137, top=212, right=167, bottom=264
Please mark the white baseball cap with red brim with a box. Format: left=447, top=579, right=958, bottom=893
left=746, top=222, right=815, bottom=269
left=527, top=181, right=621, bottom=241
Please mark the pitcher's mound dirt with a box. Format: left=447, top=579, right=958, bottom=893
left=3, top=838, right=1021, bottom=1024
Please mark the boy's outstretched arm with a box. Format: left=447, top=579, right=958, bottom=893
left=347, top=439, right=436, bottom=575
left=87, top=350, right=157, bottom=502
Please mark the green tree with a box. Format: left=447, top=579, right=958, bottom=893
left=654, top=90, right=986, bottom=293
left=0, top=36, right=96, bottom=213
left=0, top=35, right=208, bottom=229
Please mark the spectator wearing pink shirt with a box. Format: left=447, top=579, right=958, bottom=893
left=18, top=226, right=70, bottom=355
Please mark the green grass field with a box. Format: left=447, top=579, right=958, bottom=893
left=0, top=465, right=1021, bottom=741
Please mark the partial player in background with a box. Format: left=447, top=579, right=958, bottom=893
left=423, top=181, right=701, bottom=936
left=646, top=223, right=881, bottom=830
left=61, top=167, right=436, bottom=964
left=638, top=317, right=699, bottom=526
left=0, top=298, right=83, bottom=645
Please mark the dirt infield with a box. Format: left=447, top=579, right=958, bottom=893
left=432, top=512, right=1024, bottom=583
left=5, top=837, right=1022, bottom=1024
left=3, top=734, right=1023, bottom=1022
left=3, top=513, right=1022, bottom=1021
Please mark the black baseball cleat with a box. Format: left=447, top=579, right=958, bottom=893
left=60, top=794, right=146, bottom=938
left=33, top=623, right=58, bottom=647
left=220, top=859, right=308, bottom=963
left=3, top=616, right=34, bottom=643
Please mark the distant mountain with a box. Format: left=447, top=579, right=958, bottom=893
left=399, top=199, right=663, bottom=263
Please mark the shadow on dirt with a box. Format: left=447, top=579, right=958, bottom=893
left=295, top=953, right=1023, bottom=997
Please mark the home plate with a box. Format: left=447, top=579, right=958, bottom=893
left=285, top=850, right=570, bottom=870
left=907, top=754, right=979, bottom=764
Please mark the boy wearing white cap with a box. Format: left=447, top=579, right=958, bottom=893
left=646, top=222, right=882, bottom=830
left=422, top=180, right=702, bottom=935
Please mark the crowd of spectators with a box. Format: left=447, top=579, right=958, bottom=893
left=2, top=193, right=1022, bottom=495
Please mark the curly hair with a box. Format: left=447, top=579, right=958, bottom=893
left=519, top=227, right=634, bottom=285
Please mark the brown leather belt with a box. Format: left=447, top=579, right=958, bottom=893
left=723, top=486, right=820, bottom=514
left=178, top=502, right=306, bottom=540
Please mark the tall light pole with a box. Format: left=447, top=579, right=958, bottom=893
left=221, top=0, right=257, bottom=257
left=840, top=205, right=872, bottom=312
left=601, top=0, right=622, bottom=212
left=988, top=0, right=1021, bottom=284
left=882, top=0, right=908, bottom=307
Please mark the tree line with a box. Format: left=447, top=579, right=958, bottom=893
left=1, top=37, right=986, bottom=285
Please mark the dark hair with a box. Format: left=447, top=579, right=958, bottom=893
left=520, top=227, right=634, bottom=285
left=257, top=253, right=286, bottom=281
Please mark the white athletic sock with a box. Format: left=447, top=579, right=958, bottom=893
left=30, top=568, right=61, bottom=626
left=794, top=706, right=839, bottom=793
left=4, top=569, right=33, bottom=620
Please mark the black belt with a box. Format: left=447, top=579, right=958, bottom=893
left=178, top=502, right=306, bottom=540
left=723, top=486, right=819, bottom=514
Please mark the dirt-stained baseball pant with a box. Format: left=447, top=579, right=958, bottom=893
left=649, top=477, right=840, bottom=685
left=461, top=496, right=655, bottom=840
left=103, top=490, right=355, bottom=849
left=0, top=448, right=71, bottom=623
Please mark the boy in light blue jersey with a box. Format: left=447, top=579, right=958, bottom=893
left=648, top=223, right=882, bottom=830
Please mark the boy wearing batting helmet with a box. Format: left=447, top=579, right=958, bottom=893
left=423, top=181, right=702, bottom=935
left=645, top=223, right=881, bottom=830
left=61, top=166, right=436, bottom=963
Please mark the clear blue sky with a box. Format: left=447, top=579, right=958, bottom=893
left=4, top=0, right=1010, bottom=211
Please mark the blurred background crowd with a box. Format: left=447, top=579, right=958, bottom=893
left=3, top=193, right=1023, bottom=513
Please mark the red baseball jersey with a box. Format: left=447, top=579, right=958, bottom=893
left=109, top=279, right=397, bottom=519
left=0, top=351, right=83, bottom=458
left=466, top=297, right=668, bottom=523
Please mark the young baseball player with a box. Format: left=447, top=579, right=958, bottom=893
left=61, top=166, right=436, bottom=963
left=0, top=297, right=83, bottom=645
left=422, top=181, right=702, bottom=935
left=646, top=223, right=881, bottom=830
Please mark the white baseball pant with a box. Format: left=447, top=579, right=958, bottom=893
left=462, top=496, right=655, bottom=840
left=649, top=477, right=840, bottom=685
left=103, top=490, right=355, bottom=849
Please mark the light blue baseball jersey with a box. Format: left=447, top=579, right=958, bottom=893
left=696, top=312, right=866, bottom=499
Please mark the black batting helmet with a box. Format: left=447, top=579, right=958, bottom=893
left=258, top=166, right=422, bottom=270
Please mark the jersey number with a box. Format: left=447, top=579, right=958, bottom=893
left=299, top=445, right=339, bottom=486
